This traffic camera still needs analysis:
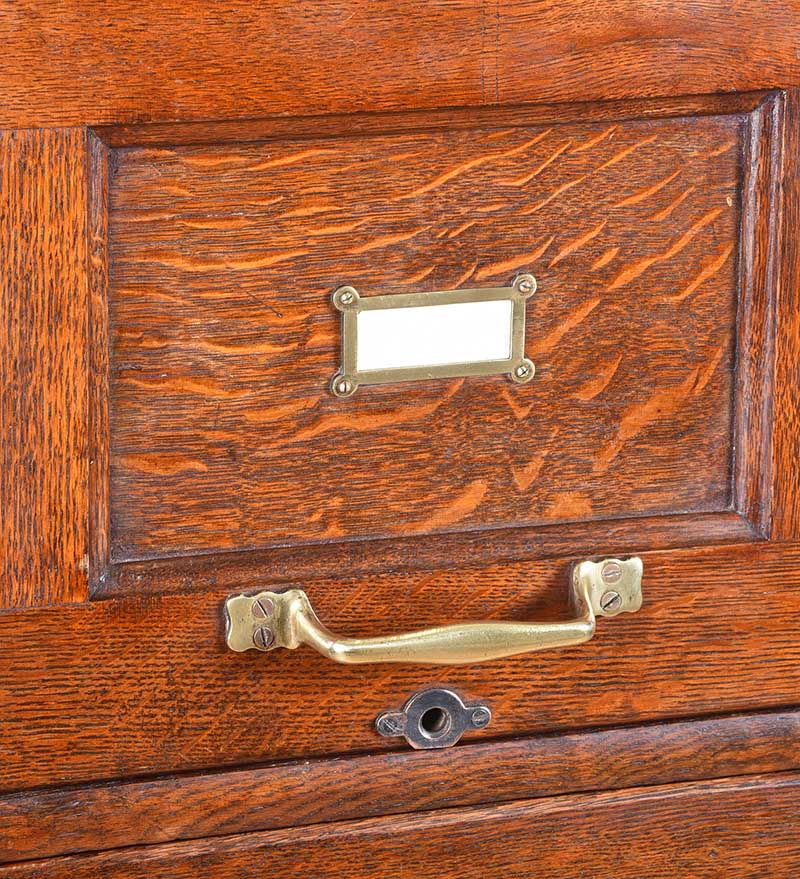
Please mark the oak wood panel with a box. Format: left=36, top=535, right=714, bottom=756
left=88, top=136, right=112, bottom=590
left=108, top=112, right=742, bottom=564
left=3, top=541, right=800, bottom=793
left=2, top=709, right=798, bottom=863
left=0, top=128, right=90, bottom=608
left=101, top=510, right=755, bottom=599
left=771, top=89, right=800, bottom=539
left=733, top=93, right=782, bottom=532
left=97, top=91, right=771, bottom=150
left=5, top=773, right=800, bottom=878
left=0, top=3, right=799, bottom=129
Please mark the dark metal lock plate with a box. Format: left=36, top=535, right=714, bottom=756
left=375, top=688, right=492, bottom=749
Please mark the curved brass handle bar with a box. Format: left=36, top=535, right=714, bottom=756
left=224, top=557, right=643, bottom=666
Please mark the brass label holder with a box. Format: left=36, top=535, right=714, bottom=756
left=330, top=273, right=537, bottom=397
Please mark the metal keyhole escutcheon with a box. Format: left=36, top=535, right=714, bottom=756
left=375, top=688, right=492, bottom=749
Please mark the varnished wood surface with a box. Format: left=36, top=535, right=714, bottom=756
left=0, top=0, right=799, bottom=869
left=4, top=541, right=800, bottom=793
left=97, top=91, right=770, bottom=150
left=87, top=137, right=112, bottom=590
left=0, top=129, right=90, bottom=609
left=108, top=111, right=742, bottom=564
left=102, top=510, right=754, bottom=599
left=0, top=3, right=799, bottom=129
left=1, top=709, right=798, bottom=863
left=4, top=772, right=800, bottom=878
left=734, top=92, right=782, bottom=531
left=771, top=89, right=800, bottom=539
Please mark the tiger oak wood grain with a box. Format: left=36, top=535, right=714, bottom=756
left=0, top=2, right=799, bottom=129
left=771, top=89, right=800, bottom=539
left=4, top=773, right=800, bottom=878
left=1, top=1, right=800, bottom=871
left=108, top=112, right=742, bottom=563
left=4, top=541, right=800, bottom=793
left=88, top=135, right=112, bottom=590
left=102, top=510, right=754, bottom=599
left=2, top=709, right=799, bottom=863
left=0, top=128, right=90, bottom=609
left=733, top=92, right=783, bottom=532
left=96, top=92, right=771, bottom=150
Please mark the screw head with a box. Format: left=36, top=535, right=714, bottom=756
left=253, top=626, right=275, bottom=650
left=514, top=362, right=533, bottom=381
left=376, top=713, right=405, bottom=737
left=251, top=598, right=274, bottom=619
left=600, top=591, right=622, bottom=613
left=334, top=286, right=358, bottom=309
left=601, top=561, right=622, bottom=584
left=330, top=375, right=358, bottom=398
left=470, top=706, right=492, bottom=728
left=514, top=274, right=537, bottom=296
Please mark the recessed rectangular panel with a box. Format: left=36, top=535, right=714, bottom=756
left=107, top=111, right=743, bottom=563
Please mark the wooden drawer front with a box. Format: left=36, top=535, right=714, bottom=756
left=108, top=108, right=740, bottom=566
left=4, top=773, right=800, bottom=878
left=3, top=88, right=799, bottom=793
left=3, top=711, right=800, bottom=863
left=2, top=3, right=800, bottom=868
left=4, top=542, right=800, bottom=792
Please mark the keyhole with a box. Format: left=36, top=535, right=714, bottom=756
left=419, top=706, right=451, bottom=739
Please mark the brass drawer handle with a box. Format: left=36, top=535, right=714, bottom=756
left=224, top=557, right=643, bottom=666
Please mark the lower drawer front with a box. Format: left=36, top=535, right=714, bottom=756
left=5, top=541, right=800, bottom=792
left=4, top=773, right=798, bottom=879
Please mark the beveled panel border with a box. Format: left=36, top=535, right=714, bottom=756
left=103, top=510, right=754, bottom=600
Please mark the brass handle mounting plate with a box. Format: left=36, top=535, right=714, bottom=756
left=224, top=557, right=643, bottom=666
